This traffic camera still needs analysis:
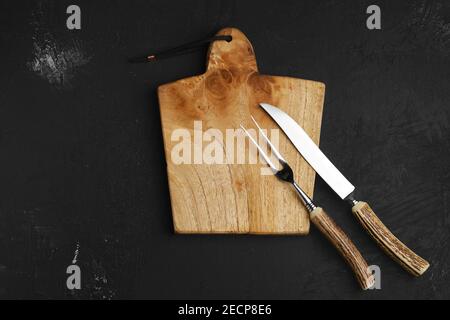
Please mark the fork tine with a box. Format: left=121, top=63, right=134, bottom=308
left=249, top=116, right=286, bottom=163
left=240, top=125, right=278, bottom=172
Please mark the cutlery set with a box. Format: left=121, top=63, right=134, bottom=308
left=242, top=103, right=429, bottom=289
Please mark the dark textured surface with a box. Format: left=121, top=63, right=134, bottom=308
left=0, top=0, right=449, bottom=299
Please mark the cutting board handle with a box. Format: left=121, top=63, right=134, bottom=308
left=206, top=28, right=259, bottom=73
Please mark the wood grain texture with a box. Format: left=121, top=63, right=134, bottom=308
left=157, top=28, right=325, bottom=234
left=310, top=208, right=375, bottom=290
left=352, top=201, right=430, bottom=276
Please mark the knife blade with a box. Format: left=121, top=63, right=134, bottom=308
left=260, top=103, right=355, bottom=200
left=260, top=102, right=430, bottom=276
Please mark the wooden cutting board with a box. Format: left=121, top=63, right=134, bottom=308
left=157, top=28, right=325, bottom=234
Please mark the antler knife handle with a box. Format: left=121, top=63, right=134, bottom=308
left=310, top=207, right=375, bottom=290
left=351, top=201, right=430, bottom=276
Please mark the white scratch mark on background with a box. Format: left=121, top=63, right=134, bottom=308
left=28, top=1, right=91, bottom=88
left=28, top=39, right=91, bottom=87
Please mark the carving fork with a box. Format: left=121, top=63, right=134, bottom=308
left=241, top=117, right=375, bottom=289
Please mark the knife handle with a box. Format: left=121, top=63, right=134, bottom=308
left=351, top=201, right=430, bottom=276
left=310, top=207, right=375, bottom=290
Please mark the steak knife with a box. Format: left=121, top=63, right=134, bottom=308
left=260, top=102, right=430, bottom=276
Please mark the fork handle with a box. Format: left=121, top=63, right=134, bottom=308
left=351, top=201, right=430, bottom=276
left=310, top=207, right=375, bottom=290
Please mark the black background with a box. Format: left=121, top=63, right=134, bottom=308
left=0, top=0, right=449, bottom=299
